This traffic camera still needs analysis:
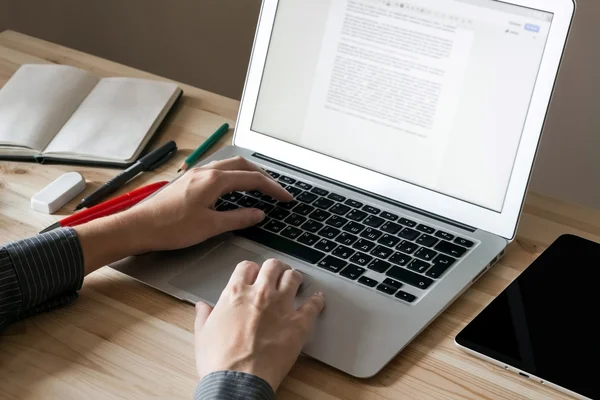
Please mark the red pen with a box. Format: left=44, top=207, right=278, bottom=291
left=39, top=181, right=169, bottom=234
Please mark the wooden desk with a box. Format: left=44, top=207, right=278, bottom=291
left=1, top=30, right=597, bottom=400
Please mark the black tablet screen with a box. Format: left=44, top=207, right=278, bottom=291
left=456, top=234, right=598, bottom=399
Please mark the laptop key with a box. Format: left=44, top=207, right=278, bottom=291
left=261, top=194, right=277, bottom=204
left=435, top=240, right=468, bottom=257
left=387, top=267, right=434, bottom=289
left=381, top=222, right=402, bottom=235
left=416, top=224, right=435, bottom=234
left=254, top=201, right=275, bottom=213
left=215, top=199, right=223, bottom=207
left=237, top=227, right=325, bottom=264
left=396, top=240, right=418, bottom=254
left=407, top=259, right=431, bottom=273
left=313, top=197, right=334, bottom=210
left=353, top=239, right=376, bottom=252
left=317, top=256, right=347, bottom=273
left=414, top=247, right=437, bottom=261
left=315, top=238, right=336, bottom=252
left=335, top=232, right=358, bottom=246
left=278, top=201, right=297, bottom=210
left=298, top=232, right=320, bottom=246
left=237, top=196, right=259, bottom=208
left=284, top=213, right=306, bottom=227
left=389, top=252, right=411, bottom=266
left=435, top=230, right=455, bottom=241
left=350, top=252, right=373, bottom=266
left=381, top=212, right=398, bottom=221
left=362, top=205, right=381, bottom=215
left=371, top=245, right=394, bottom=259
left=378, top=234, right=400, bottom=248
left=301, top=220, right=323, bottom=233
left=345, top=199, right=363, bottom=208
left=297, top=191, right=318, bottom=204
left=395, top=291, right=417, bottom=303
left=266, top=170, right=280, bottom=179
left=286, top=186, right=302, bottom=197
left=281, top=226, right=302, bottom=240
left=293, top=203, right=314, bottom=216
left=360, top=228, right=383, bottom=241
left=330, top=203, right=351, bottom=216
left=343, top=221, right=366, bottom=235
left=326, top=215, right=348, bottom=228
left=318, top=226, right=341, bottom=239
left=328, top=193, right=346, bottom=202
left=311, top=187, right=329, bottom=196
left=264, top=220, right=286, bottom=233
left=222, top=192, right=244, bottom=202
left=340, top=265, right=365, bottom=280
left=454, top=237, right=474, bottom=248
left=364, top=215, right=385, bottom=228
left=358, top=276, right=378, bottom=287
left=279, top=175, right=296, bottom=184
left=382, top=278, right=402, bottom=291
left=332, top=245, right=354, bottom=259
left=377, top=283, right=397, bottom=295
left=367, top=259, right=391, bottom=273
left=309, top=209, right=331, bottom=222
left=398, top=228, right=419, bottom=241
left=399, top=218, right=417, bottom=228
left=426, top=255, right=456, bottom=279
left=346, top=209, right=368, bottom=222
left=216, top=201, right=239, bottom=211
left=415, top=235, right=438, bottom=249
left=295, top=181, right=312, bottom=190
left=269, top=208, right=290, bottom=220
left=247, top=190, right=263, bottom=198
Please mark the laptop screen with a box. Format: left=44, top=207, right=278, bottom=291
left=250, top=0, right=553, bottom=212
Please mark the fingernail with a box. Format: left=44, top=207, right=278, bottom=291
left=314, top=291, right=325, bottom=297
left=253, top=209, right=266, bottom=220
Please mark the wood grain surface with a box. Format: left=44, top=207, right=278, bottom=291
left=1, top=30, right=596, bottom=400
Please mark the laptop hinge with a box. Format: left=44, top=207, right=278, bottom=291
left=252, top=152, right=477, bottom=233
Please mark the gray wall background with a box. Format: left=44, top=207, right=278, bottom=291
left=1, top=0, right=599, bottom=208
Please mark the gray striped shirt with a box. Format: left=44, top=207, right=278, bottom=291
left=0, top=228, right=275, bottom=400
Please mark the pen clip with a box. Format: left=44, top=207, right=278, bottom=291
left=148, top=148, right=177, bottom=171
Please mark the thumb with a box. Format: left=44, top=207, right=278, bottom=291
left=194, top=301, right=213, bottom=333
left=297, top=292, right=326, bottom=337
left=212, top=208, right=265, bottom=234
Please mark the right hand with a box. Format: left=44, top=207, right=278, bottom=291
left=193, top=259, right=326, bottom=391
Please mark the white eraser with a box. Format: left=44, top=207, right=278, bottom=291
left=31, top=172, right=86, bottom=214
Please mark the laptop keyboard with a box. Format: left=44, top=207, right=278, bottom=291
left=215, top=170, right=477, bottom=304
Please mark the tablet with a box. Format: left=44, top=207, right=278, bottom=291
left=455, top=234, right=598, bottom=400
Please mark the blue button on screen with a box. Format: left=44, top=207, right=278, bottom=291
left=525, top=24, right=540, bottom=33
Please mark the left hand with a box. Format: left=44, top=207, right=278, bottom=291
left=123, top=156, right=293, bottom=252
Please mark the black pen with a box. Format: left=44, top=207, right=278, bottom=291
left=73, top=141, right=177, bottom=211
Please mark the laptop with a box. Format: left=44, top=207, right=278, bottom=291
left=111, top=0, right=575, bottom=378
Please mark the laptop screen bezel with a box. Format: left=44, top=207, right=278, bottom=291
left=233, top=0, right=575, bottom=240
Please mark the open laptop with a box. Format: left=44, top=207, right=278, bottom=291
left=111, top=0, right=575, bottom=378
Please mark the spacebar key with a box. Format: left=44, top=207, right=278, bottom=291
left=386, top=266, right=434, bottom=289
left=236, top=227, right=326, bottom=264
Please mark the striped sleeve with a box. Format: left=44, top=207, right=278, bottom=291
left=194, top=371, right=276, bottom=400
left=0, top=228, right=84, bottom=332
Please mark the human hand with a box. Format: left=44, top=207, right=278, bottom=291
left=194, top=259, right=326, bottom=391
left=120, top=156, right=293, bottom=253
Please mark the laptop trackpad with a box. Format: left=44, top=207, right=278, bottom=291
left=169, top=241, right=312, bottom=306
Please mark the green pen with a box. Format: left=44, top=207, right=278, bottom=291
left=177, top=123, right=230, bottom=173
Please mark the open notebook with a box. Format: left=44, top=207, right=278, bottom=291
left=0, top=64, right=182, bottom=167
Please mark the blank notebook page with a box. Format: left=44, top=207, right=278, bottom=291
left=44, top=77, right=179, bottom=162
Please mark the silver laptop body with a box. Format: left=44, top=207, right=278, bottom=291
left=111, top=0, right=575, bottom=378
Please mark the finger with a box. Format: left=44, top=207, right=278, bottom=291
left=194, top=301, right=214, bottom=333
left=297, top=292, right=326, bottom=335
left=201, top=156, right=272, bottom=179
left=217, top=171, right=293, bottom=202
left=227, top=260, right=261, bottom=286
left=278, top=269, right=304, bottom=298
left=209, top=208, right=266, bottom=235
left=255, top=258, right=290, bottom=289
